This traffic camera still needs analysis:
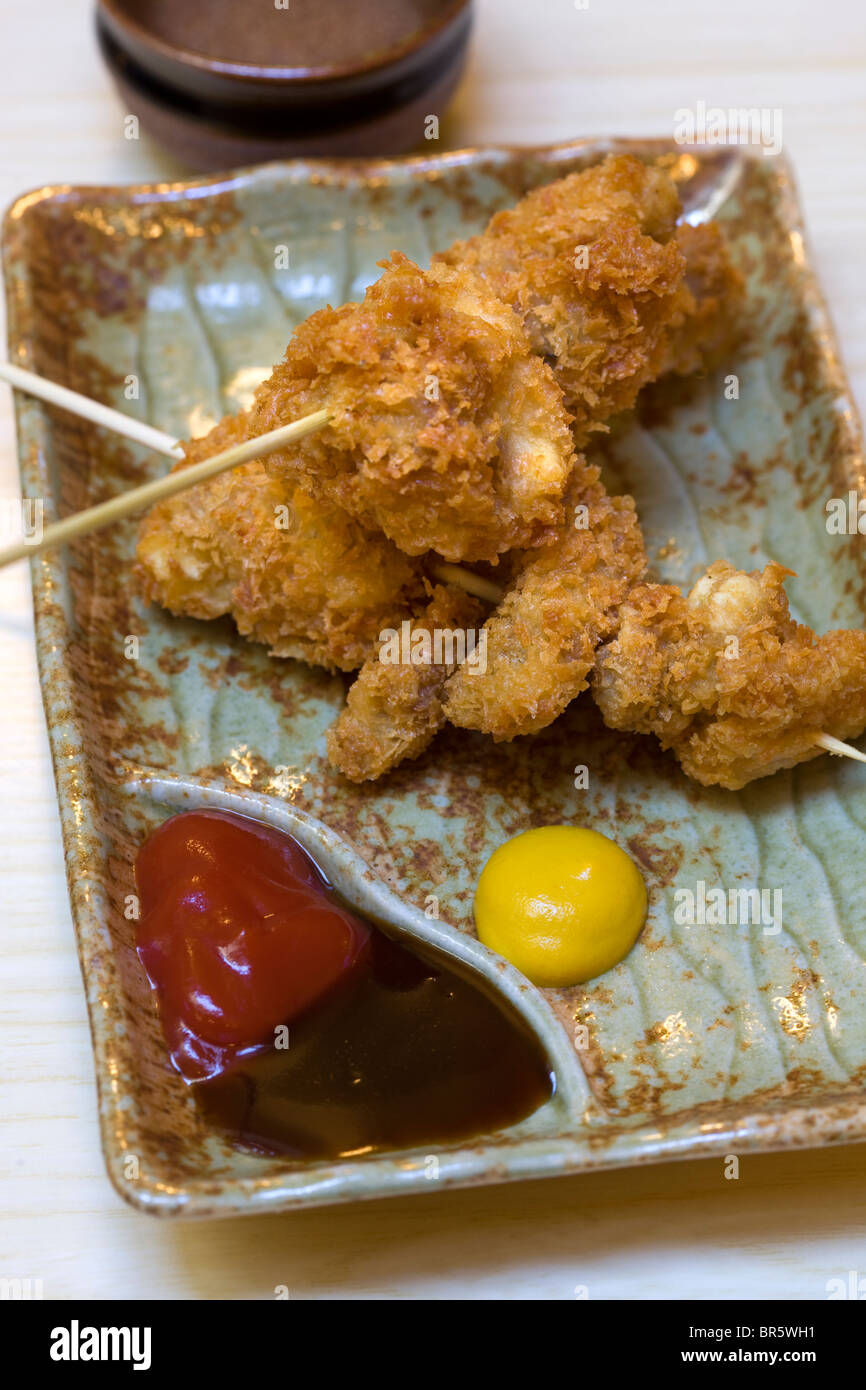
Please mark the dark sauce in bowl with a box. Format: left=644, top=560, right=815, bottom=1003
left=117, top=0, right=452, bottom=75
left=198, top=922, right=553, bottom=1160
left=136, top=809, right=553, bottom=1162
left=97, top=0, right=473, bottom=167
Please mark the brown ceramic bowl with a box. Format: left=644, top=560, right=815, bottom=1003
left=96, top=0, right=473, bottom=170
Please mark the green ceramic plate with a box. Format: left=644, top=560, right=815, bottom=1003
left=5, top=139, right=866, bottom=1217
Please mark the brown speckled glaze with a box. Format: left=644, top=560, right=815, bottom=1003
left=4, top=140, right=866, bottom=1218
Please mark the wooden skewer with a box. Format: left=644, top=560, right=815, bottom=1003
left=0, top=362, right=185, bottom=459
left=0, top=366, right=499, bottom=604
left=814, top=732, right=866, bottom=765
left=2, top=365, right=866, bottom=775
left=431, top=561, right=503, bottom=604
left=0, top=408, right=330, bottom=568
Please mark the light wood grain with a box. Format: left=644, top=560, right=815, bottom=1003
left=1, top=0, right=864, bottom=1301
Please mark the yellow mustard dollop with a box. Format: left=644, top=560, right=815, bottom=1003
left=473, top=826, right=647, bottom=986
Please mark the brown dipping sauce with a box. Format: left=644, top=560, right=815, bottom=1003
left=135, top=809, right=553, bottom=1163
left=197, top=925, right=554, bottom=1161
left=122, top=0, right=448, bottom=72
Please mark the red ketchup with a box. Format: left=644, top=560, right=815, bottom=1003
left=135, top=809, right=371, bottom=1081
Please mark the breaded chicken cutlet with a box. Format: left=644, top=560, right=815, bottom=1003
left=445, top=471, right=648, bottom=739
left=137, top=154, right=796, bottom=789
left=252, top=155, right=741, bottom=563
left=252, top=253, right=580, bottom=564
left=593, top=562, right=866, bottom=788
left=659, top=221, right=745, bottom=378
left=327, top=585, right=484, bottom=782
left=435, top=155, right=744, bottom=444
left=136, top=412, right=425, bottom=672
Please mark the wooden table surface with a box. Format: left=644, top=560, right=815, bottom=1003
left=1, top=0, right=864, bottom=1301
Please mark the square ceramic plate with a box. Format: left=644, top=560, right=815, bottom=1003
left=5, top=139, right=866, bottom=1218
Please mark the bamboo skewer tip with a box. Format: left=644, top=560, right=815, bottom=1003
left=0, top=402, right=331, bottom=570
left=814, top=732, right=866, bottom=765
left=0, top=360, right=183, bottom=459
left=430, top=561, right=503, bottom=605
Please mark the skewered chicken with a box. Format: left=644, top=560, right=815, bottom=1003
left=327, top=585, right=484, bottom=781
left=251, top=253, right=580, bottom=564
left=444, top=471, right=647, bottom=739
left=593, top=561, right=866, bottom=788
left=252, top=155, right=740, bottom=561
left=435, top=155, right=743, bottom=442
left=137, top=411, right=425, bottom=672
left=137, top=155, right=806, bottom=790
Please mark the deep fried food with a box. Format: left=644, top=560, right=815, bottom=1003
left=254, top=159, right=740, bottom=566
left=445, top=471, right=647, bottom=739
left=662, top=220, right=746, bottom=376
left=136, top=412, right=424, bottom=672
left=592, top=561, right=866, bottom=788
left=135, top=157, right=762, bottom=787
left=252, top=253, right=579, bottom=563
left=436, top=154, right=742, bottom=445
left=327, top=585, right=484, bottom=781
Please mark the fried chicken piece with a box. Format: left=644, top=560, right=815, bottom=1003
left=136, top=412, right=424, bottom=672
left=327, top=585, right=484, bottom=781
left=593, top=561, right=866, bottom=788
left=137, top=159, right=745, bottom=783
left=437, top=154, right=742, bottom=444
left=444, top=470, right=648, bottom=739
left=661, top=221, right=746, bottom=376
left=252, top=253, right=579, bottom=563
left=437, top=155, right=683, bottom=437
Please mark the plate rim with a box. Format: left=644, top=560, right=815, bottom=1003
left=5, top=136, right=866, bottom=1218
